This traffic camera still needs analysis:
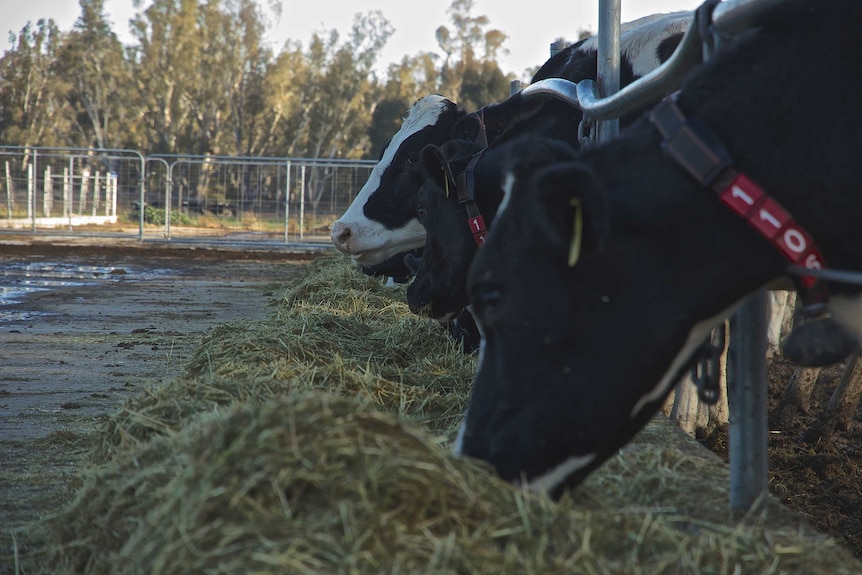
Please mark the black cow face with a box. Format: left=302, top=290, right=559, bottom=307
left=459, top=160, right=726, bottom=496
left=406, top=141, right=484, bottom=319
left=407, top=136, right=582, bottom=322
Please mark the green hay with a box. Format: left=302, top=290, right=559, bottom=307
left=36, top=393, right=858, bottom=575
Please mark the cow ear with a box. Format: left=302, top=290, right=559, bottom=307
left=531, top=162, right=609, bottom=263
left=420, top=144, right=456, bottom=197
left=453, top=114, right=483, bottom=141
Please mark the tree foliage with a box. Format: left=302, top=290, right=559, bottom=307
left=0, top=0, right=514, bottom=159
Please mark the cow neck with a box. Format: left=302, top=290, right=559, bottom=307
left=455, top=150, right=489, bottom=247
left=649, top=94, right=829, bottom=308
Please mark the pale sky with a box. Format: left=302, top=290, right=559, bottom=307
left=5, top=0, right=699, bottom=81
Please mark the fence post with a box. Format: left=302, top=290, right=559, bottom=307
left=27, top=164, right=34, bottom=220
left=80, top=167, right=90, bottom=216
left=31, top=149, right=38, bottom=232
left=728, top=290, right=770, bottom=509
left=284, top=160, right=291, bottom=243
left=43, top=165, right=52, bottom=218
left=93, top=171, right=100, bottom=217
left=63, top=166, right=71, bottom=222
left=4, top=161, right=13, bottom=219
left=110, top=172, right=118, bottom=219
left=597, top=0, right=621, bottom=142
left=299, top=164, right=306, bottom=240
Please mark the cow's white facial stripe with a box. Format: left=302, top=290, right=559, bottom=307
left=630, top=298, right=747, bottom=418
left=453, top=306, right=483, bottom=457
left=452, top=409, right=469, bottom=456
left=578, top=11, right=691, bottom=78
left=526, top=453, right=597, bottom=493
left=333, top=95, right=451, bottom=257
left=497, top=171, right=516, bottom=218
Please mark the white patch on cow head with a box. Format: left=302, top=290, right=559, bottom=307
left=525, top=453, right=597, bottom=493
left=497, top=170, right=516, bottom=218
left=578, top=11, right=692, bottom=78
left=830, top=292, right=862, bottom=344
left=452, top=408, right=469, bottom=456
left=453, top=306, right=484, bottom=458
left=331, top=95, right=452, bottom=264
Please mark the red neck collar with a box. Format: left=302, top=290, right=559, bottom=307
left=649, top=95, right=826, bottom=297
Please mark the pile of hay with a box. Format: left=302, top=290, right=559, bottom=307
left=26, top=252, right=862, bottom=573
left=38, top=393, right=855, bottom=574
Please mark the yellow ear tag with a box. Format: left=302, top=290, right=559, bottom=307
left=442, top=166, right=450, bottom=197
left=567, top=197, right=583, bottom=267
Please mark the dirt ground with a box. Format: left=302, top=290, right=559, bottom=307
left=703, top=356, right=862, bottom=558
left=2, top=240, right=862, bottom=567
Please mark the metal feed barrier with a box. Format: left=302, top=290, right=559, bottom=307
left=0, top=145, right=375, bottom=249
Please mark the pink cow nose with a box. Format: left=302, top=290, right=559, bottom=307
left=331, top=221, right=353, bottom=253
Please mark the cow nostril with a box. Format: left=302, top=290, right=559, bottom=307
left=331, top=223, right=352, bottom=248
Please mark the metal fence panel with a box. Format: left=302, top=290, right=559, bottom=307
left=0, top=146, right=374, bottom=249
left=0, top=146, right=143, bottom=235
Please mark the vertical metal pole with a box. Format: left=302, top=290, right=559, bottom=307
left=510, top=80, right=523, bottom=96
left=44, top=165, right=52, bottom=218
left=165, top=164, right=172, bottom=239
left=284, top=160, right=291, bottom=243
left=93, top=171, right=100, bottom=217
left=299, top=164, right=305, bottom=240
left=27, top=164, right=34, bottom=220
left=31, top=149, right=37, bottom=232
left=597, top=0, right=621, bottom=142
left=138, top=156, right=145, bottom=242
left=727, top=290, right=769, bottom=510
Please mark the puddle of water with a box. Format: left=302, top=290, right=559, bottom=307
left=0, top=259, right=177, bottom=322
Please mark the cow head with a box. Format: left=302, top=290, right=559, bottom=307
left=406, top=139, right=484, bottom=319
left=331, top=95, right=465, bottom=265
left=456, top=149, right=772, bottom=497
left=407, top=135, right=579, bottom=321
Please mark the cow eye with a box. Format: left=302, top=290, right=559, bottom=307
left=407, top=154, right=419, bottom=164
left=472, top=285, right=503, bottom=316
left=416, top=204, right=426, bottom=220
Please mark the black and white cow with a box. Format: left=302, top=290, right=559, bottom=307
left=330, top=12, right=692, bottom=272
left=406, top=104, right=585, bottom=319
left=456, top=0, right=862, bottom=496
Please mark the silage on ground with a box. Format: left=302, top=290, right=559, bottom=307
left=37, top=392, right=859, bottom=575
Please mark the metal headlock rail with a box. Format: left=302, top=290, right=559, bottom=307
left=520, top=0, right=790, bottom=510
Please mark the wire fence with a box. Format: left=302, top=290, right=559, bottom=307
left=0, top=145, right=375, bottom=248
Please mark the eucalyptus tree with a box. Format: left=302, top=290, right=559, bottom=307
left=261, top=10, right=392, bottom=160
left=434, top=0, right=509, bottom=104
left=0, top=19, right=71, bottom=147
left=129, top=0, right=200, bottom=154
left=54, top=0, right=134, bottom=149
left=185, top=0, right=271, bottom=157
